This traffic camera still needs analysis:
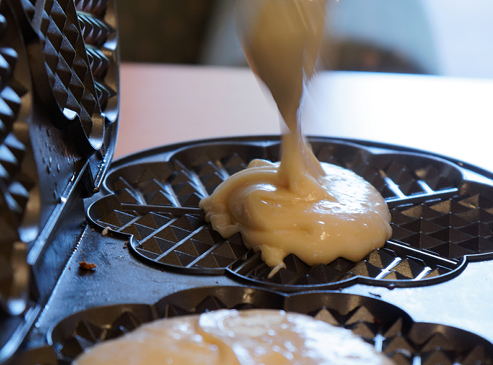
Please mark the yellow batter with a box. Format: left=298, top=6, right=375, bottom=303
left=73, top=309, right=394, bottom=365
left=201, top=160, right=391, bottom=267
left=200, top=0, right=392, bottom=268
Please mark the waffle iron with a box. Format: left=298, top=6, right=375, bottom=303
left=2, top=0, right=493, bottom=364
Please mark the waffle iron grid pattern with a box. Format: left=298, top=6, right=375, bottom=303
left=392, top=196, right=493, bottom=259
left=0, top=0, right=119, bottom=298
left=0, top=0, right=36, bottom=314
left=88, top=140, right=493, bottom=290
left=36, top=0, right=116, bottom=129
left=0, top=0, right=119, bottom=360
left=34, top=287, right=493, bottom=365
left=33, top=0, right=117, bottom=166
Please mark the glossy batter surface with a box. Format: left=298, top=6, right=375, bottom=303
left=200, top=0, right=391, bottom=268
left=200, top=160, right=391, bottom=267
left=73, top=309, right=394, bottom=365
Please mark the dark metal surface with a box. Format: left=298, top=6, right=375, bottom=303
left=45, top=287, right=493, bottom=364
left=0, top=0, right=119, bottom=361
left=1, top=135, right=488, bottom=365
left=0, top=0, right=37, bottom=318
left=0, top=0, right=491, bottom=360
left=9, top=286, right=493, bottom=364
left=87, top=138, right=493, bottom=291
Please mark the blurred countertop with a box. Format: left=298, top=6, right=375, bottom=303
left=117, top=63, right=493, bottom=174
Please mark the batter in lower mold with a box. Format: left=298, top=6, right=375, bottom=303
left=73, top=309, right=394, bottom=365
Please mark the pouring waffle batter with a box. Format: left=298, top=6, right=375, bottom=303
left=200, top=0, right=392, bottom=269
left=74, top=2, right=394, bottom=364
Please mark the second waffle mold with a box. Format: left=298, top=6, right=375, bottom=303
left=9, top=286, right=493, bottom=365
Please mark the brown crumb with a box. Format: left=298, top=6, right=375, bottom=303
left=79, top=260, right=97, bottom=270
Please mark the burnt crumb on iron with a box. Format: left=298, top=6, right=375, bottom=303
left=79, top=260, right=97, bottom=270
left=369, top=292, right=381, bottom=298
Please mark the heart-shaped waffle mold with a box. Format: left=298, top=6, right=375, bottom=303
left=88, top=138, right=493, bottom=290
left=7, top=286, right=490, bottom=365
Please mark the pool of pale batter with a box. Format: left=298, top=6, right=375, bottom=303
left=200, top=0, right=391, bottom=269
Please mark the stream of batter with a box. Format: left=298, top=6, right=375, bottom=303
left=72, top=2, right=395, bottom=364
left=199, top=0, right=392, bottom=270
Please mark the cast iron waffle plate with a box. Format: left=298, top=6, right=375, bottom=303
left=0, top=0, right=119, bottom=361
left=87, top=137, right=493, bottom=291
left=7, top=286, right=493, bottom=365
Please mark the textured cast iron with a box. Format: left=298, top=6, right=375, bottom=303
left=88, top=139, right=493, bottom=290
left=0, top=0, right=119, bottom=361
left=0, top=0, right=35, bottom=318
left=8, top=287, right=488, bottom=365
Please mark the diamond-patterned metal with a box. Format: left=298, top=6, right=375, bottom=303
left=87, top=140, right=493, bottom=290
left=391, top=194, right=493, bottom=260
left=37, top=287, right=493, bottom=365
left=0, top=0, right=119, bottom=361
left=0, top=0, right=36, bottom=317
left=22, top=0, right=118, bottom=158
